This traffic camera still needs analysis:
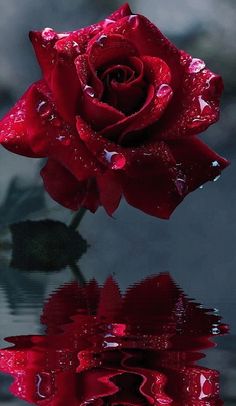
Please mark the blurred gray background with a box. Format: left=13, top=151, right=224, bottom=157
left=0, top=0, right=235, bottom=404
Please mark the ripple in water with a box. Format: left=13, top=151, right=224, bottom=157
left=0, top=273, right=228, bottom=405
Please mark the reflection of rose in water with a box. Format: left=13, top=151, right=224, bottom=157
left=0, top=274, right=228, bottom=405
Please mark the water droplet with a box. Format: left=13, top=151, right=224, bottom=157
left=198, top=96, right=212, bottom=114
left=212, top=327, right=220, bottom=335
left=187, top=58, right=206, bottom=74
left=103, top=341, right=119, bottom=348
left=49, top=114, right=62, bottom=127
left=42, top=27, right=57, bottom=41
left=56, top=135, right=71, bottom=146
left=37, top=100, right=52, bottom=118
left=156, top=84, right=172, bottom=97
left=84, top=85, right=95, bottom=98
left=104, top=150, right=126, bottom=170
left=104, top=18, right=115, bottom=27
left=213, top=175, right=221, bottom=182
left=175, top=177, right=187, bottom=195
left=211, top=160, right=220, bottom=167
left=57, top=33, right=69, bottom=39
left=96, top=34, right=107, bottom=47
left=188, top=117, right=207, bottom=129
left=128, top=14, right=139, bottom=28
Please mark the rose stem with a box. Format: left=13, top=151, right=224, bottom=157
left=69, top=207, right=87, bottom=230
left=69, top=261, right=86, bottom=285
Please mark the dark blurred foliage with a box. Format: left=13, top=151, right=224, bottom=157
left=10, top=220, right=88, bottom=271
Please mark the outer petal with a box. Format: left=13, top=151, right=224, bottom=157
left=25, top=82, right=101, bottom=181
left=0, top=84, right=45, bottom=157
left=121, top=170, right=182, bottom=219
left=29, top=29, right=58, bottom=83
left=152, top=53, right=224, bottom=140
left=168, top=137, right=229, bottom=191
left=41, top=159, right=100, bottom=212
left=107, top=3, right=132, bottom=21
left=97, top=171, right=122, bottom=216
left=121, top=137, right=229, bottom=219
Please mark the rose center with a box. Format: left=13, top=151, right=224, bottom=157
left=101, top=64, right=135, bottom=85
left=98, top=61, right=146, bottom=115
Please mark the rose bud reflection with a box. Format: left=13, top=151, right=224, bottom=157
left=0, top=274, right=228, bottom=404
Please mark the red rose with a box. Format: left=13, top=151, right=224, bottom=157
left=0, top=275, right=226, bottom=404
left=0, top=3, right=229, bottom=218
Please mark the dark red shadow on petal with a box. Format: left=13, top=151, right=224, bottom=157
left=41, top=159, right=100, bottom=212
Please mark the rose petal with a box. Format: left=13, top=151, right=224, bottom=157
left=102, top=57, right=146, bottom=115
left=75, top=55, right=125, bottom=130
left=152, top=53, right=224, bottom=140
left=97, top=171, right=122, bottom=216
left=87, top=34, right=138, bottom=71
left=97, top=277, right=122, bottom=321
left=29, top=30, right=58, bottom=83
left=168, top=137, right=229, bottom=191
left=107, top=3, right=132, bottom=21
left=41, top=159, right=100, bottom=212
left=98, top=14, right=182, bottom=90
left=121, top=170, right=182, bottom=219
left=0, top=82, right=45, bottom=157
left=26, top=83, right=101, bottom=181
left=101, top=83, right=173, bottom=143
left=49, top=55, right=81, bottom=124
left=76, top=115, right=176, bottom=179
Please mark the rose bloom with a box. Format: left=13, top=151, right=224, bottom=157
left=0, top=275, right=225, bottom=404
left=0, top=4, right=229, bottom=218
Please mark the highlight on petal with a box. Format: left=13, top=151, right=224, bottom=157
left=41, top=159, right=100, bottom=212
left=0, top=83, right=45, bottom=158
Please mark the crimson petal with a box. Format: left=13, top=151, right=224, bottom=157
left=121, top=170, right=183, bottom=219
left=41, top=159, right=100, bottom=212
left=0, top=83, right=45, bottom=158
left=26, top=83, right=101, bottom=181
left=152, top=52, right=224, bottom=140
left=168, top=137, right=229, bottom=191
left=107, top=3, right=132, bottom=21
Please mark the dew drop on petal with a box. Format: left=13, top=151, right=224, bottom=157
left=104, top=150, right=126, bottom=170
left=213, top=175, right=221, bottom=182
left=212, top=160, right=220, bottom=167
left=83, top=85, right=95, bottom=98
left=175, top=177, right=187, bottom=195
left=198, top=96, right=212, bottom=114
left=96, top=34, right=107, bottom=47
left=37, top=100, right=52, bottom=118
left=56, top=135, right=71, bottom=146
left=187, top=117, right=207, bottom=129
left=42, top=27, right=57, bottom=41
left=156, top=84, right=172, bottom=97
left=103, top=18, right=115, bottom=27
left=128, top=15, right=139, bottom=29
left=49, top=114, right=62, bottom=127
left=187, top=58, right=206, bottom=74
